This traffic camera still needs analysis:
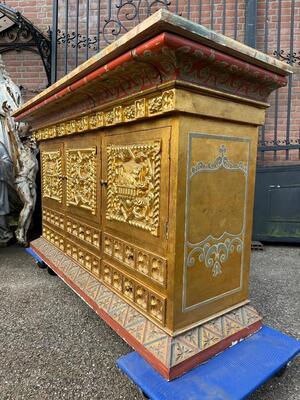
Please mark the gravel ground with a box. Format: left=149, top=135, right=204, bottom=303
left=0, top=244, right=299, bottom=400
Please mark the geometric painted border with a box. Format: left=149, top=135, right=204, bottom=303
left=30, top=237, right=262, bottom=380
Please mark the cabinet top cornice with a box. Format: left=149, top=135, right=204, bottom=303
left=13, top=9, right=291, bottom=124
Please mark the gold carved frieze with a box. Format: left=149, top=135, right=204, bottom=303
left=66, top=147, right=97, bottom=215
left=101, top=260, right=166, bottom=324
left=148, top=90, right=175, bottom=115
left=105, top=106, right=123, bottom=126
left=43, top=225, right=64, bottom=251
left=65, top=119, right=77, bottom=135
left=33, top=90, right=175, bottom=141
left=41, top=150, right=63, bottom=203
left=65, top=239, right=101, bottom=277
left=103, top=233, right=167, bottom=287
left=76, top=116, right=89, bottom=132
left=57, top=123, right=66, bottom=137
left=42, top=207, right=64, bottom=230
left=89, top=112, right=104, bottom=129
left=66, top=216, right=101, bottom=249
left=106, top=141, right=161, bottom=236
left=123, top=98, right=146, bottom=121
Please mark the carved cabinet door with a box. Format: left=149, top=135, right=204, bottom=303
left=102, top=126, right=171, bottom=253
left=40, top=140, right=66, bottom=249
left=64, top=134, right=101, bottom=226
left=40, top=140, right=65, bottom=213
left=63, top=134, right=102, bottom=277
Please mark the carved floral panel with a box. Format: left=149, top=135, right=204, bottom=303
left=66, top=147, right=97, bottom=215
left=41, top=150, right=62, bottom=203
left=42, top=207, right=64, bottom=230
left=65, top=239, right=101, bottom=276
left=66, top=216, right=100, bottom=249
left=103, top=232, right=167, bottom=287
left=106, top=140, right=161, bottom=236
left=101, top=260, right=166, bottom=324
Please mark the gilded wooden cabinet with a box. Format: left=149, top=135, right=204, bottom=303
left=14, top=10, right=291, bottom=380
left=39, top=123, right=171, bottom=325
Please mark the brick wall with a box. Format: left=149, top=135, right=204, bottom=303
left=1, top=0, right=299, bottom=165
left=255, top=0, right=300, bottom=165
left=169, top=0, right=300, bottom=166
left=1, top=0, right=52, bottom=101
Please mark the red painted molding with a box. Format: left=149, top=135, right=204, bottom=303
left=14, top=33, right=167, bottom=122
left=15, top=32, right=287, bottom=123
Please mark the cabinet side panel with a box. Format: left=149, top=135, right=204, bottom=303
left=173, top=115, right=258, bottom=331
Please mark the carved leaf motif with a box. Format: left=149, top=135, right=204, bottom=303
left=135, top=286, right=148, bottom=310
left=149, top=295, right=164, bottom=322
left=41, top=151, right=62, bottom=202
left=123, top=278, right=134, bottom=300
left=66, top=147, right=97, bottom=214
left=104, top=236, right=113, bottom=256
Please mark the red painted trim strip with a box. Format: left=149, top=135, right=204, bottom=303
left=163, top=32, right=287, bottom=87
left=15, top=31, right=287, bottom=122
left=15, top=33, right=167, bottom=122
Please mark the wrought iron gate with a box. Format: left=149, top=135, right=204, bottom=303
left=50, top=0, right=260, bottom=82
left=50, top=0, right=300, bottom=241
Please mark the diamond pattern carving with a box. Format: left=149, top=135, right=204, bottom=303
left=31, top=238, right=262, bottom=370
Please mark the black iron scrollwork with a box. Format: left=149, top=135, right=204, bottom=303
left=102, top=0, right=171, bottom=44
left=273, top=50, right=300, bottom=66
left=57, top=30, right=98, bottom=50
left=0, top=4, right=51, bottom=85
left=258, top=138, right=300, bottom=152
left=259, top=138, right=300, bottom=146
left=0, top=25, right=31, bottom=44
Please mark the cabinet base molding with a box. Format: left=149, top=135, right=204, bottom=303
left=31, top=237, right=262, bottom=380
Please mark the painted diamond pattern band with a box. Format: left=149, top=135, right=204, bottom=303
left=31, top=237, right=262, bottom=369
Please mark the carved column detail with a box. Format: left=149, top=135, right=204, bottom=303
left=41, top=150, right=63, bottom=203
left=66, top=147, right=97, bottom=215
left=106, top=140, right=161, bottom=236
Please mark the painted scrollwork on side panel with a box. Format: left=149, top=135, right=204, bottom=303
left=106, top=140, right=161, bottom=236
left=41, top=150, right=62, bottom=203
left=186, top=143, right=248, bottom=278
left=187, top=236, right=243, bottom=277
left=66, top=147, right=97, bottom=215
